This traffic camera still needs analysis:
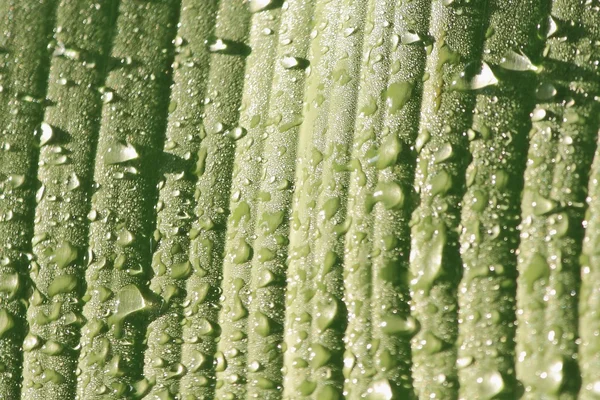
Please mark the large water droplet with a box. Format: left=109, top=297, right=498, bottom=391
left=0, top=273, right=20, bottom=299
left=40, top=122, right=54, bottom=146
left=249, top=0, right=279, bottom=13
left=281, top=56, right=307, bottom=70
left=385, top=82, right=414, bottom=113
left=411, top=220, right=447, bottom=292
left=522, top=253, right=549, bottom=291
left=380, top=315, right=420, bottom=336
left=48, top=274, right=78, bottom=297
left=373, top=182, right=405, bottom=210
left=104, top=142, right=139, bottom=165
left=400, top=30, right=422, bottom=44
left=535, top=82, right=557, bottom=101
left=108, top=285, right=156, bottom=337
left=0, top=309, right=14, bottom=338
left=367, top=379, right=393, bottom=400
left=310, top=343, right=331, bottom=369
left=451, top=62, right=498, bottom=91
left=499, top=50, right=539, bottom=72
left=477, top=371, right=505, bottom=399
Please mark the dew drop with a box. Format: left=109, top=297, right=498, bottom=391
left=40, top=122, right=54, bottom=146
left=536, top=82, right=557, bottom=101
left=385, top=81, right=413, bottom=113
left=47, top=274, right=78, bottom=297
left=104, top=142, right=139, bottom=165
left=400, top=30, right=422, bottom=44
left=380, top=315, right=420, bottom=336
left=499, top=50, right=539, bottom=72
left=249, top=0, right=277, bottom=13
left=451, top=62, right=498, bottom=91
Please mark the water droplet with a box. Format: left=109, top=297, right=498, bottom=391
left=367, top=379, right=393, bottom=400
left=316, top=299, right=339, bottom=331
left=540, top=357, right=566, bottom=394
left=41, top=369, right=65, bottom=384
left=430, top=170, right=452, bottom=197
left=531, top=107, right=547, bottom=121
left=400, top=30, right=422, bottom=44
left=456, top=356, right=474, bottom=369
left=298, top=380, right=317, bottom=395
left=499, top=50, right=539, bottom=72
left=52, top=241, right=78, bottom=268
left=116, top=228, right=134, bottom=247
left=310, top=343, right=331, bottom=369
left=206, top=37, right=249, bottom=56
left=249, top=0, right=278, bottom=13
left=415, top=129, right=431, bottom=153
left=385, top=81, right=414, bottom=113
left=380, top=315, right=420, bottom=336
left=434, top=143, right=454, bottom=163
left=536, top=82, right=557, bottom=101
left=262, top=210, right=285, bottom=233
left=215, top=351, right=227, bottom=372
left=254, top=311, right=272, bottom=337
left=411, top=219, right=447, bottom=292
left=208, top=38, right=228, bottom=53
left=257, top=269, right=276, bottom=287
left=41, top=340, right=64, bottom=356
left=104, top=142, right=139, bottom=165
left=538, top=15, right=559, bottom=38
left=194, top=147, right=208, bottom=177
left=6, top=174, right=25, bottom=189
left=232, top=201, right=251, bottom=226
left=40, top=122, right=54, bottom=146
left=532, top=195, right=557, bottom=216
left=48, top=274, right=78, bottom=297
left=101, top=91, right=114, bottom=104
left=170, top=261, right=192, bottom=279
left=0, top=309, right=14, bottom=338
left=451, top=62, right=498, bottom=91
left=23, top=333, right=42, bottom=351
left=419, top=331, right=444, bottom=354
left=477, top=371, right=505, bottom=399
left=371, top=134, right=402, bottom=169
left=67, top=173, right=81, bottom=191
left=232, top=294, right=248, bottom=321
left=227, top=126, right=247, bottom=141
left=373, top=182, right=404, bottom=210
left=255, top=376, right=276, bottom=389
left=281, top=56, right=306, bottom=69
left=233, top=239, right=252, bottom=264
left=108, top=285, right=156, bottom=337
left=322, top=197, right=341, bottom=219
left=522, top=253, right=549, bottom=291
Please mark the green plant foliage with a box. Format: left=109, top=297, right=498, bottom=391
left=0, top=0, right=598, bottom=399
